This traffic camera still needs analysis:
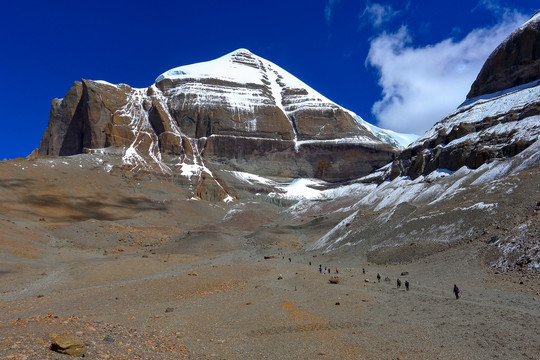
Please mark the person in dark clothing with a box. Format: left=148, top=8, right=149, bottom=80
left=453, top=284, right=460, bottom=299
left=377, top=273, right=381, bottom=283
left=328, top=269, right=331, bottom=274
left=405, top=280, right=409, bottom=291
left=319, top=266, right=322, bottom=273
left=397, top=279, right=401, bottom=289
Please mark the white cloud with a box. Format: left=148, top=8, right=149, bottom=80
left=325, top=0, right=341, bottom=24
left=474, top=0, right=506, bottom=15
left=360, top=3, right=401, bottom=28
left=366, top=11, right=527, bottom=135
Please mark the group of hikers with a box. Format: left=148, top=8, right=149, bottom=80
left=316, top=263, right=338, bottom=274
left=395, top=278, right=410, bottom=291
left=286, top=255, right=461, bottom=300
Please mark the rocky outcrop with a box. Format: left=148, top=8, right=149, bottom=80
left=390, top=86, right=540, bottom=180
left=39, top=49, right=399, bottom=183
left=203, top=135, right=396, bottom=181
left=39, top=80, right=132, bottom=155
left=39, top=82, right=83, bottom=156
left=390, top=12, right=540, bottom=181
left=467, top=11, right=540, bottom=99
left=50, top=333, right=87, bottom=357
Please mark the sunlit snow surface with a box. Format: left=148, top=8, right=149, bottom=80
left=156, top=49, right=332, bottom=101
left=98, top=48, right=416, bottom=184
left=412, top=84, right=540, bottom=148
left=156, top=49, right=416, bottom=148
left=315, top=139, right=538, bottom=256
left=348, top=111, right=418, bottom=148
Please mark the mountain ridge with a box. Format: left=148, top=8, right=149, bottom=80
left=38, top=49, right=414, bottom=192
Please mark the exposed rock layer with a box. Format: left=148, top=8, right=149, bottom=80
left=391, top=12, right=540, bottom=181
left=39, top=50, right=398, bottom=182
left=390, top=87, right=540, bottom=181
left=467, top=11, right=540, bottom=99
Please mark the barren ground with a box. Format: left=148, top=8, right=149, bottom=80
left=0, top=158, right=539, bottom=359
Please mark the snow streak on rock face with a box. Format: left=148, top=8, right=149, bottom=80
left=289, top=137, right=539, bottom=269
left=39, top=49, right=403, bottom=190
left=390, top=83, right=540, bottom=181
left=155, top=49, right=412, bottom=146
left=156, top=49, right=336, bottom=114
left=416, top=84, right=540, bottom=148
left=116, top=88, right=171, bottom=175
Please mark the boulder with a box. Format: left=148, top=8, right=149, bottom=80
left=329, top=276, right=340, bottom=284
left=50, top=333, right=87, bottom=357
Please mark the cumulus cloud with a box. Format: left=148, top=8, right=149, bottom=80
left=366, top=11, right=527, bottom=135
left=360, top=2, right=402, bottom=28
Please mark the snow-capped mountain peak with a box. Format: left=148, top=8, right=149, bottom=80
left=155, top=48, right=415, bottom=147
left=40, top=49, right=405, bottom=187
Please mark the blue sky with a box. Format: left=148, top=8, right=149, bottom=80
left=0, top=0, right=537, bottom=159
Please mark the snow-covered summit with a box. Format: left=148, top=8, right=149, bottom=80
left=157, top=49, right=263, bottom=84
left=41, top=49, right=405, bottom=186
left=156, top=48, right=329, bottom=99
left=156, top=48, right=339, bottom=116
left=155, top=48, right=416, bottom=147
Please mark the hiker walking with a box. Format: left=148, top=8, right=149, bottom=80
left=453, top=284, right=460, bottom=299
left=397, top=278, right=401, bottom=289
left=405, top=280, right=409, bottom=291
left=377, top=273, right=381, bottom=283
left=336, top=267, right=339, bottom=274
left=319, top=266, right=322, bottom=273
left=362, top=267, right=365, bottom=274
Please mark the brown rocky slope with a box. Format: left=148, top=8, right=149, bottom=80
left=38, top=50, right=398, bottom=184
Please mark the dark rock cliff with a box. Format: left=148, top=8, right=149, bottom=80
left=467, top=11, right=540, bottom=99
left=389, top=12, right=540, bottom=181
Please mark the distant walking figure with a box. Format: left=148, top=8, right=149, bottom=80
left=328, top=269, right=331, bottom=274
left=309, top=261, right=311, bottom=266
left=362, top=267, right=365, bottom=274
left=405, top=280, right=409, bottom=291
left=336, top=267, right=339, bottom=274
left=397, top=279, right=401, bottom=289
left=377, top=273, right=381, bottom=283
left=319, top=266, right=322, bottom=273
left=288, top=258, right=291, bottom=262
left=453, top=284, right=460, bottom=299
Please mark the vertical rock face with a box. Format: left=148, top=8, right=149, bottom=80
left=39, top=82, right=83, bottom=156
left=390, top=11, right=540, bottom=181
left=40, top=80, right=131, bottom=155
left=467, top=11, right=540, bottom=99
left=39, top=49, right=400, bottom=182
